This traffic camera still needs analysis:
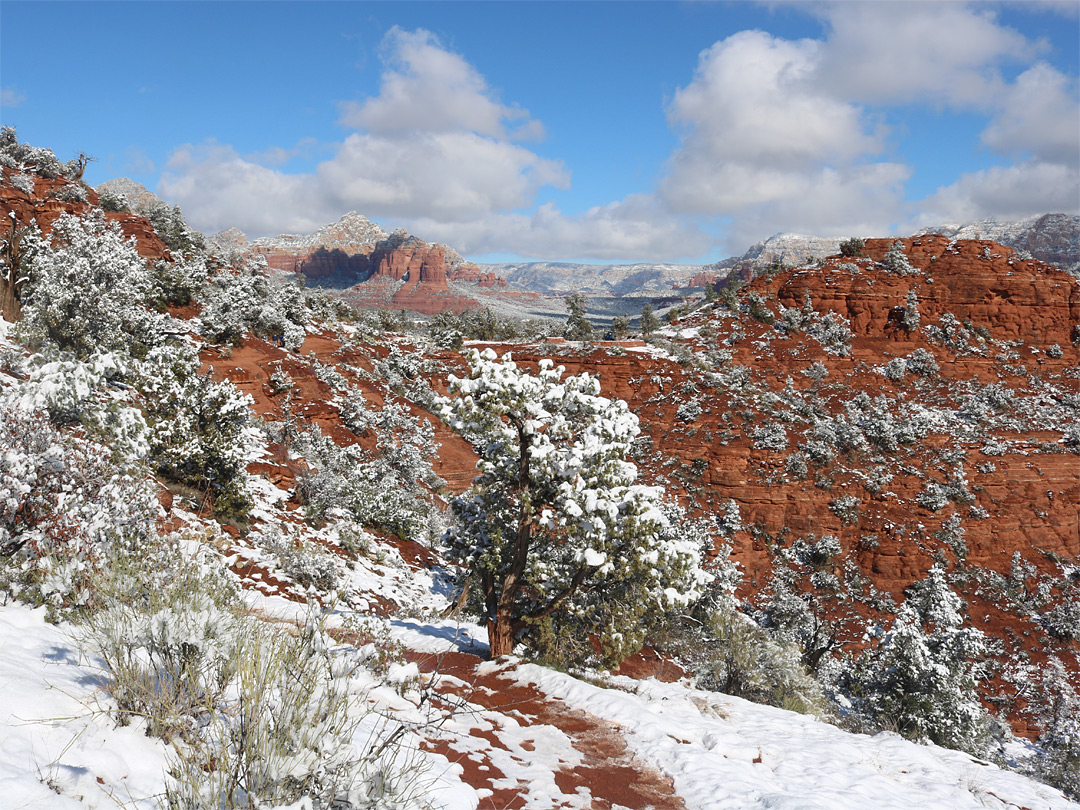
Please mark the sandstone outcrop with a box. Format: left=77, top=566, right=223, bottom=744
left=3, top=168, right=170, bottom=263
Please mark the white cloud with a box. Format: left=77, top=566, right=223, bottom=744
left=981, top=63, right=1080, bottom=165
left=159, top=28, right=571, bottom=240
left=814, top=2, right=1035, bottom=107
left=409, top=195, right=714, bottom=262
left=916, top=160, right=1080, bottom=225
left=339, top=27, right=541, bottom=140
left=159, top=9, right=1077, bottom=261
left=658, top=4, right=1077, bottom=251
left=0, top=87, right=25, bottom=107
left=659, top=29, right=905, bottom=242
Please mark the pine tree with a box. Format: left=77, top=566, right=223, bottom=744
left=438, top=349, right=708, bottom=662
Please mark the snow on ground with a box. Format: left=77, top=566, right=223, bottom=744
left=514, top=665, right=1079, bottom=810
left=0, top=603, right=168, bottom=809
left=3, top=599, right=1077, bottom=810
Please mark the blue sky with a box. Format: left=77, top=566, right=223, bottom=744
left=2, top=1, right=1077, bottom=263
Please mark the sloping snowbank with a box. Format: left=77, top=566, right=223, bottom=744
left=514, top=664, right=1077, bottom=810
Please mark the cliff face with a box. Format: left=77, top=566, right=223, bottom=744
left=770, top=236, right=1080, bottom=346
left=3, top=169, right=170, bottom=263
left=216, top=216, right=483, bottom=313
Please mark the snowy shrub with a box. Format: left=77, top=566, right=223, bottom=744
left=695, top=606, right=829, bottom=716
left=1018, top=658, right=1080, bottom=800
left=882, top=240, right=918, bottom=275
left=18, top=211, right=175, bottom=360
left=882, top=357, right=907, bottom=381
left=2, top=351, right=149, bottom=458
left=716, top=499, right=744, bottom=539
left=0, top=126, right=68, bottom=178
left=1046, top=344, right=1064, bottom=359
left=84, top=542, right=243, bottom=741
left=136, top=344, right=255, bottom=518
left=439, top=349, right=709, bottom=663
left=918, top=482, right=951, bottom=512
left=935, top=514, right=968, bottom=560
left=0, top=404, right=156, bottom=612
left=141, top=200, right=206, bottom=256
left=256, top=523, right=342, bottom=593
left=167, top=611, right=430, bottom=810
left=805, top=311, right=852, bottom=356
left=829, top=495, right=860, bottom=526
left=752, top=421, right=789, bottom=451
left=801, top=361, right=829, bottom=381
left=925, top=313, right=984, bottom=355
left=785, top=451, right=809, bottom=480
left=675, top=398, right=702, bottom=423
left=746, top=291, right=775, bottom=324
left=10, top=171, right=34, bottom=194
left=906, top=348, right=939, bottom=377
left=86, top=542, right=430, bottom=810
left=842, top=565, right=991, bottom=753
left=198, top=259, right=310, bottom=350
left=151, top=253, right=209, bottom=307
left=295, top=421, right=436, bottom=542
left=839, top=238, right=864, bottom=257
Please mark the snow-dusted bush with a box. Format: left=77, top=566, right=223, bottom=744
left=925, top=313, right=985, bottom=355
left=85, top=543, right=430, bottom=809
left=843, top=564, right=991, bottom=753
left=295, top=422, right=436, bottom=542
left=0, top=126, right=67, bottom=178
left=1047, top=344, right=1064, bottom=359
left=675, top=398, right=702, bottom=423
left=829, top=495, right=860, bottom=526
left=1017, top=657, right=1080, bottom=800
left=906, top=348, right=939, bottom=377
left=198, top=257, right=310, bottom=350
left=0, top=404, right=156, bottom=612
left=746, top=291, right=775, bottom=324
left=18, top=211, right=174, bottom=360
left=2, top=350, right=150, bottom=458
left=882, top=357, right=908, bottom=381
left=374, top=343, right=437, bottom=406
left=752, top=421, right=789, bottom=451
left=136, top=344, right=255, bottom=518
left=256, top=523, right=342, bottom=593
left=84, top=541, right=243, bottom=741
left=805, top=311, right=852, bottom=356
left=151, top=253, right=209, bottom=307
left=883, top=240, right=919, bottom=276
left=801, top=361, right=829, bottom=381
left=439, top=349, right=709, bottom=663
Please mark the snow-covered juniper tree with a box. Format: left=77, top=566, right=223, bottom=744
left=438, top=349, right=709, bottom=662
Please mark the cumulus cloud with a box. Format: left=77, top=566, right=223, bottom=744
left=981, top=63, right=1080, bottom=165
left=339, top=27, right=542, bottom=140
left=657, top=3, right=1077, bottom=251
left=659, top=29, right=905, bottom=241
left=408, top=195, right=714, bottom=261
left=916, top=161, right=1080, bottom=226
left=160, top=28, right=571, bottom=241
left=813, top=2, right=1035, bottom=107
left=159, top=7, right=1077, bottom=261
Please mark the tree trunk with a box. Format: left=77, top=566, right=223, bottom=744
left=0, top=278, right=21, bottom=322
left=488, top=611, right=516, bottom=658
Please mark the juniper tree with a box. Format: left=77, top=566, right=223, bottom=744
left=563, top=293, right=593, bottom=342
left=438, top=349, right=708, bottom=662
left=639, top=303, right=660, bottom=338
